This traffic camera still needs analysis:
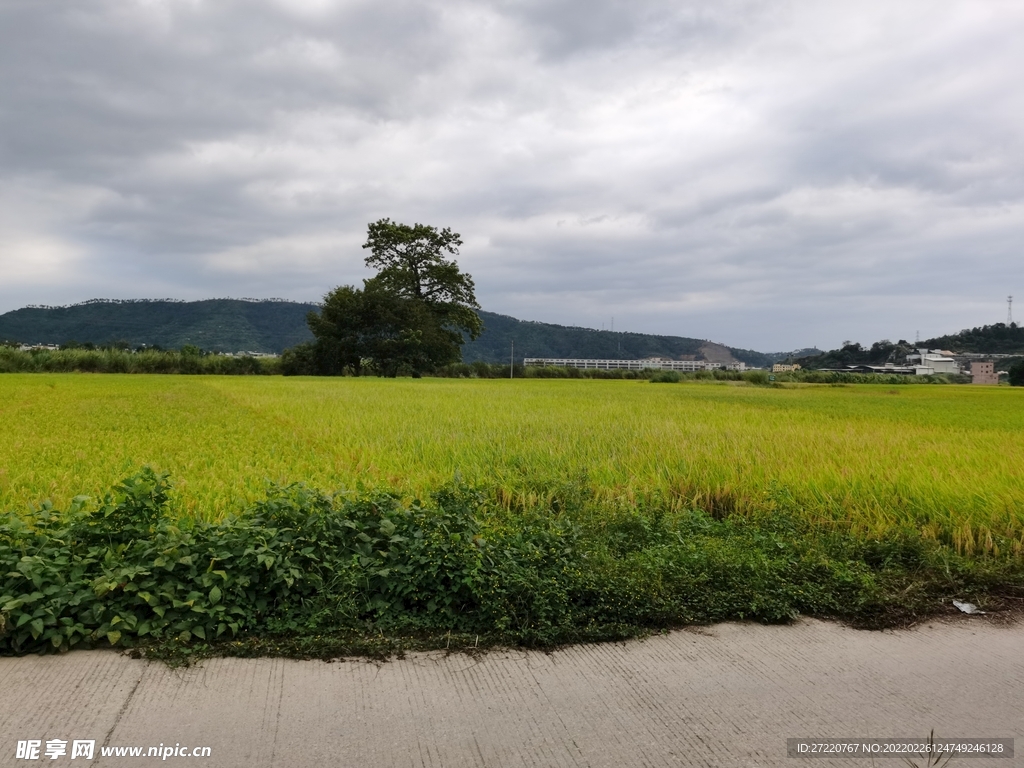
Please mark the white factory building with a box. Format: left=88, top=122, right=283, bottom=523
left=905, top=349, right=960, bottom=375
left=523, top=357, right=747, bottom=372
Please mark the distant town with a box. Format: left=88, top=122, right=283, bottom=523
left=775, top=349, right=1007, bottom=383
left=525, top=349, right=1007, bottom=384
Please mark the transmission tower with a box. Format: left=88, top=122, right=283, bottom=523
left=1009, top=296, right=1014, bottom=325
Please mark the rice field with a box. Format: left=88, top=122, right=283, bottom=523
left=1, top=374, right=1022, bottom=554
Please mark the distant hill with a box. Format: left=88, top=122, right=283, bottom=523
left=468, top=311, right=797, bottom=368
left=0, top=299, right=794, bottom=365
left=922, top=323, right=1024, bottom=354
left=0, top=299, right=318, bottom=353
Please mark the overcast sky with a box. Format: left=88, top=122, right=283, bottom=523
left=1, top=0, right=1021, bottom=351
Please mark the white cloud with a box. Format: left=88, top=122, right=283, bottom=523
left=0, top=0, right=1022, bottom=349
left=0, top=235, right=84, bottom=285
left=205, top=232, right=363, bottom=278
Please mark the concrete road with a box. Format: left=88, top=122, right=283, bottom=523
left=1, top=618, right=1021, bottom=767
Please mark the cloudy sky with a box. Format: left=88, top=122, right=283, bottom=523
left=1, top=0, right=1021, bottom=351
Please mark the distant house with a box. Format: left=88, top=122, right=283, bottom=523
left=772, top=363, right=801, bottom=373
left=970, top=361, right=999, bottom=385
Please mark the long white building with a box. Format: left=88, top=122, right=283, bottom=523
left=523, top=357, right=747, bottom=372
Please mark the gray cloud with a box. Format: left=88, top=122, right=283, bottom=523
left=1, top=0, right=1022, bottom=350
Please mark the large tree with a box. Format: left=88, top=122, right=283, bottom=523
left=299, top=219, right=482, bottom=377
left=363, top=218, right=483, bottom=342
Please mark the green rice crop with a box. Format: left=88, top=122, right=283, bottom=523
left=1, top=374, right=1022, bottom=555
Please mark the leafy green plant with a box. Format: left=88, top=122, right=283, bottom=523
left=4, top=469, right=1021, bottom=658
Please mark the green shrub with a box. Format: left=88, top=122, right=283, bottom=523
left=649, top=370, right=681, bottom=383
left=3, top=470, right=1020, bottom=657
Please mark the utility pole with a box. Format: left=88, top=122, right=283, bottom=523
left=1008, top=295, right=1014, bottom=325
left=510, top=339, right=514, bottom=379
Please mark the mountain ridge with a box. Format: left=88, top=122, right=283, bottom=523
left=0, top=298, right=802, bottom=366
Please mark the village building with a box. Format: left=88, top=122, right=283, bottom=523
left=970, top=361, right=999, bottom=385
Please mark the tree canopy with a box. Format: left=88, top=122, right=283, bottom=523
left=290, top=219, right=482, bottom=377
left=1009, top=360, right=1024, bottom=387
left=923, top=322, right=1024, bottom=354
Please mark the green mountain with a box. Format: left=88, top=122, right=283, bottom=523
left=0, top=299, right=793, bottom=365
left=0, top=299, right=317, bottom=353
left=467, top=311, right=797, bottom=368
left=922, top=323, right=1024, bottom=354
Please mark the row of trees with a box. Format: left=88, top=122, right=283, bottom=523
left=284, top=219, right=483, bottom=377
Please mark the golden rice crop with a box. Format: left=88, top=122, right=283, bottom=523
left=1, top=374, right=1022, bottom=554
